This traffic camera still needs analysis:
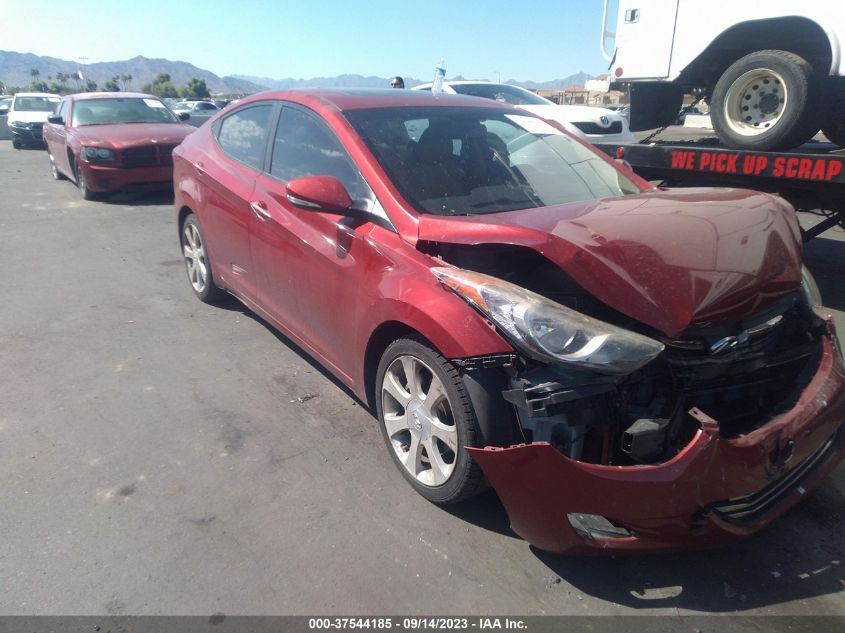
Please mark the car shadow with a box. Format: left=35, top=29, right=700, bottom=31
left=437, top=489, right=519, bottom=539
left=531, top=474, right=845, bottom=611
left=100, top=190, right=174, bottom=207
left=211, top=296, right=371, bottom=410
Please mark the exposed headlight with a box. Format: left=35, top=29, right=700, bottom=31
left=81, top=147, right=115, bottom=162
left=9, top=120, right=29, bottom=128
left=800, top=265, right=823, bottom=308
left=432, top=267, right=664, bottom=375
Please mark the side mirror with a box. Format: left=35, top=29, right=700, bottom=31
left=0, top=106, right=8, bottom=116
left=178, top=112, right=190, bottom=121
left=47, top=115, right=64, bottom=125
left=286, top=176, right=353, bottom=213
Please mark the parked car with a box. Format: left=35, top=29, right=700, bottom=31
left=675, top=105, right=708, bottom=125
left=412, top=81, right=635, bottom=144
left=171, top=100, right=220, bottom=115
left=173, top=89, right=845, bottom=554
left=43, top=92, right=195, bottom=200
left=6, top=92, right=60, bottom=148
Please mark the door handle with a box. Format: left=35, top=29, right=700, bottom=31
left=250, top=200, right=271, bottom=220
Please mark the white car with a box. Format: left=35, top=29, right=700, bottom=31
left=171, top=100, right=220, bottom=114
left=6, top=92, right=61, bottom=148
left=412, top=81, right=635, bottom=144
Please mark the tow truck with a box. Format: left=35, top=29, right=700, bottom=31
left=593, top=134, right=845, bottom=242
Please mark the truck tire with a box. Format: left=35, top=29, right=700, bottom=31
left=710, top=50, right=822, bottom=151
left=821, top=98, right=845, bottom=147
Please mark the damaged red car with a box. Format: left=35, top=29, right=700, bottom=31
left=173, top=89, right=845, bottom=553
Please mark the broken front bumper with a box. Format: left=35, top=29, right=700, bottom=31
left=468, top=328, right=845, bottom=554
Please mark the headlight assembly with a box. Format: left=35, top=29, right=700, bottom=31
left=432, top=267, right=664, bottom=375
left=81, top=147, right=115, bottom=162
left=9, top=121, right=29, bottom=128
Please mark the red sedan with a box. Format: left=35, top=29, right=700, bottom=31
left=173, top=89, right=845, bottom=553
left=43, top=92, right=195, bottom=200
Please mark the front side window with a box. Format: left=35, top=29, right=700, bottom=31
left=270, top=107, right=373, bottom=204
left=71, top=98, right=178, bottom=126
left=216, top=104, right=273, bottom=170
left=345, top=106, right=641, bottom=216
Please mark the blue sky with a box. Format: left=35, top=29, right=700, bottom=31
left=0, top=0, right=612, bottom=81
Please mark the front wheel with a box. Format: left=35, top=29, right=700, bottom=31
left=181, top=214, right=225, bottom=304
left=376, top=337, right=487, bottom=504
left=74, top=161, right=99, bottom=200
left=12, top=140, right=21, bottom=149
left=48, top=153, right=66, bottom=180
left=710, top=50, right=821, bottom=151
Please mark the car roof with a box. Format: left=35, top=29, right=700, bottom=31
left=237, top=88, right=516, bottom=112
left=14, top=92, right=60, bottom=99
left=69, top=92, right=159, bottom=100
left=414, top=80, right=533, bottom=90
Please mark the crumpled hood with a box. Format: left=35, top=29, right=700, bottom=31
left=75, top=123, right=194, bottom=148
left=8, top=110, right=55, bottom=124
left=417, top=188, right=803, bottom=338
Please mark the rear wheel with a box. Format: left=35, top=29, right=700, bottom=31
left=181, top=214, right=225, bottom=303
left=710, top=50, right=821, bottom=151
left=376, top=337, right=487, bottom=504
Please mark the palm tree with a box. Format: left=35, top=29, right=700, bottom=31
left=120, top=74, right=132, bottom=91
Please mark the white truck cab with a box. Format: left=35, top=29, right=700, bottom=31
left=601, top=1, right=845, bottom=150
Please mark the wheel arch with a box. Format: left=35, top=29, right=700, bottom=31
left=362, top=319, right=519, bottom=449
left=177, top=204, right=193, bottom=238
left=677, top=17, right=834, bottom=88
left=363, top=321, right=432, bottom=411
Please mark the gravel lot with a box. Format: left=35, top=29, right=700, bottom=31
left=1, top=140, right=843, bottom=618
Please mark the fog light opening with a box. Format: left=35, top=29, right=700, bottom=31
left=567, top=513, right=631, bottom=539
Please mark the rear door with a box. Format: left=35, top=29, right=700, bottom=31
left=199, top=102, right=276, bottom=301
left=612, top=0, right=679, bottom=79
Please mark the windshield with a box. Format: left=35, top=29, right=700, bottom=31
left=71, top=97, right=179, bottom=125
left=14, top=96, right=60, bottom=112
left=345, top=106, right=640, bottom=216
left=449, top=84, right=550, bottom=106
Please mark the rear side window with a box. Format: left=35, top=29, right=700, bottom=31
left=216, top=104, right=273, bottom=170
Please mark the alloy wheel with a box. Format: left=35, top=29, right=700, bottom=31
left=183, top=222, right=210, bottom=294
left=381, top=354, right=458, bottom=487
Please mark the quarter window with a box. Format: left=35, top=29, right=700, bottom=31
left=216, top=104, right=273, bottom=170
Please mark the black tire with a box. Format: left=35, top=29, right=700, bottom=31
left=180, top=214, right=226, bottom=304
left=12, top=140, right=21, bottom=149
left=74, top=161, right=99, bottom=200
left=375, top=336, right=488, bottom=504
left=710, top=50, right=822, bottom=151
left=48, top=153, right=67, bottom=180
left=821, top=97, right=845, bottom=146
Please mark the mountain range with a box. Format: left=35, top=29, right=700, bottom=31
left=0, top=50, right=592, bottom=95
